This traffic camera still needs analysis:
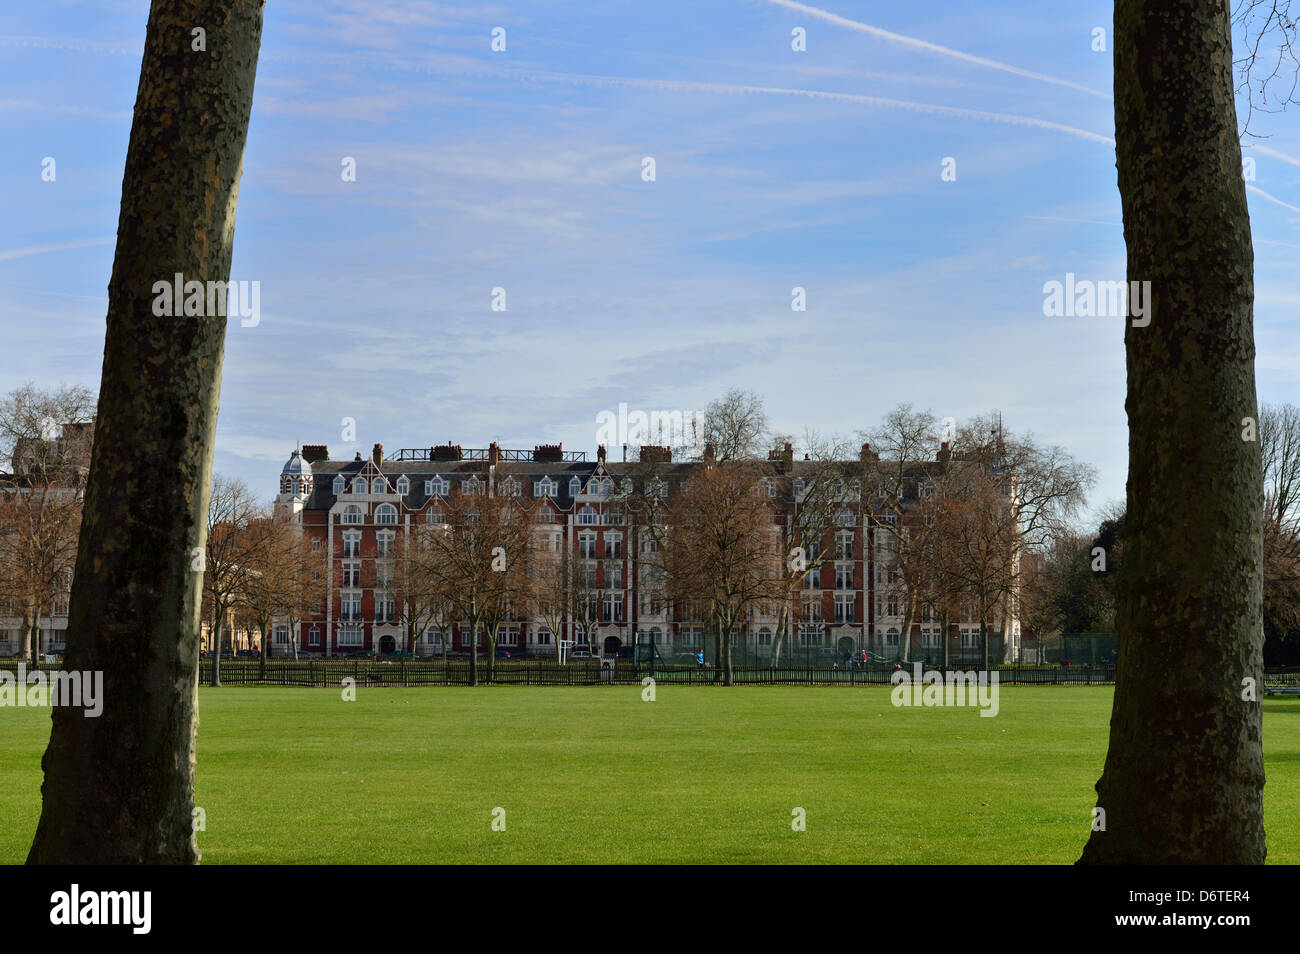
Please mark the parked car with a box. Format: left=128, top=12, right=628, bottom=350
left=495, top=649, right=511, bottom=659
left=37, top=653, right=61, bottom=664
left=569, top=650, right=595, bottom=660
left=389, top=650, right=413, bottom=660
left=235, top=649, right=260, bottom=659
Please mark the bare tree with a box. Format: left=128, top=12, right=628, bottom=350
left=0, top=384, right=94, bottom=665
left=662, top=462, right=779, bottom=685
left=700, top=390, right=769, bottom=463
left=203, top=477, right=275, bottom=687
left=28, top=0, right=265, bottom=865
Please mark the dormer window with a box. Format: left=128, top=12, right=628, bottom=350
left=569, top=477, right=582, bottom=496
left=578, top=505, right=597, bottom=525
left=535, top=476, right=557, bottom=498
left=372, top=477, right=386, bottom=494
left=462, top=476, right=484, bottom=495
left=425, top=476, right=449, bottom=496
left=500, top=476, right=521, bottom=497
left=353, top=478, right=368, bottom=495
left=333, top=476, right=345, bottom=495
left=620, top=478, right=632, bottom=494
left=396, top=476, right=410, bottom=495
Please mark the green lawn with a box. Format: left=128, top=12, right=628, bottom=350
left=1, top=686, right=1297, bottom=863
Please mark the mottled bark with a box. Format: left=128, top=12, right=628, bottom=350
left=27, top=0, right=264, bottom=864
left=1081, top=0, right=1264, bottom=863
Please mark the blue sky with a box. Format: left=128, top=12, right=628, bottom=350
left=2, top=0, right=1298, bottom=526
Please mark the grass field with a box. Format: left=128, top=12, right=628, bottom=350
left=1, top=686, right=1297, bottom=864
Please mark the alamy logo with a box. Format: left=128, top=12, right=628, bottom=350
left=890, top=663, right=999, bottom=717
left=151, top=273, right=261, bottom=327
left=1042, top=272, right=1151, bottom=327
left=0, top=665, right=102, bottom=717
left=49, top=884, right=151, bottom=934
left=595, top=403, right=705, bottom=454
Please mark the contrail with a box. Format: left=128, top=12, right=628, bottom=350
left=0, top=239, right=113, bottom=263
left=763, top=0, right=1112, bottom=100
left=497, top=68, right=1117, bottom=145
left=1244, top=143, right=1300, bottom=167
left=1247, top=185, right=1300, bottom=215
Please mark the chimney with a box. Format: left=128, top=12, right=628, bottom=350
left=533, top=444, right=563, bottom=462
left=703, top=442, right=715, bottom=462
left=302, top=444, right=329, bottom=463
left=488, top=441, right=501, bottom=467
left=639, top=445, right=672, bottom=464
left=372, top=443, right=383, bottom=466
left=597, top=444, right=607, bottom=464
left=860, top=442, right=878, bottom=463
left=938, top=441, right=951, bottom=463
left=354, top=451, right=362, bottom=462
left=622, top=443, right=628, bottom=463
left=431, top=443, right=462, bottom=462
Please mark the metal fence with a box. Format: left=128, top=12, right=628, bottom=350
left=186, top=660, right=1121, bottom=688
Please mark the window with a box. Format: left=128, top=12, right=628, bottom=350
left=835, top=563, right=853, bottom=589
left=375, top=504, right=398, bottom=524
left=607, top=563, right=623, bottom=588
left=641, top=534, right=659, bottom=554
left=338, top=625, right=363, bottom=647
left=961, top=630, right=979, bottom=649
left=606, top=507, right=624, bottom=525
left=535, top=476, right=557, bottom=497
left=372, top=477, right=387, bottom=494
left=377, top=594, right=395, bottom=623
left=621, top=478, right=633, bottom=494
left=425, top=476, right=449, bottom=496
left=681, top=628, right=702, bottom=649
left=885, top=629, right=900, bottom=647
left=793, top=479, right=805, bottom=495
left=579, top=533, right=596, bottom=559
left=426, top=506, right=444, bottom=523
left=341, top=593, right=361, bottom=621
left=500, top=476, right=521, bottom=496
left=462, top=476, right=484, bottom=495
left=353, top=478, right=368, bottom=494
left=333, top=475, right=345, bottom=494
left=801, top=599, right=822, bottom=622
left=377, top=532, right=394, bottom=556
left=804, top=567, right=820, bottom=590
left=605, top=534, right=623, bottom=558
left=376, top=562, right=393, bottom=587
left=835, top=594, right=855, bottom=623
left=342, top=505, right=363, bottom=525
left=921, top=630, right=940, bottom=649
left=799, top=626, right=822, bottom=648
left=650, top=627, right=668, bottom=647
left=498, top=628, right=519, bottom=648
left=836, top=531, right=853, bottom=560
left=761, top=478, right=776, bottom=497
left=396, top=476, right=410, bottom=495
left=274, top=625, right=289, bottom=646
left=578, top=505, right=597, bottom=525
left=836, top=508, right=855, bottom=526
left=426, top=627, right=442, bottom=646
left=342, top=562, right=361, bottom=587
left=758, top=628, right=772, bottom=646
left=308, top=625, right=321, bottom=646
left=343, top=531, right=361, bottom=558
left=311, top=537, right=322, bottom=553
left=569, top=477, right=582, bottom=496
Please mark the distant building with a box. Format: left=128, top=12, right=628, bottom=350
left=272, top=438, right=1020, bottom=662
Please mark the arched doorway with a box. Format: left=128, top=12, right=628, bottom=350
left=603, top=635, right=622, bottom=657
left=836, top=635, right=856, bottom=655
left=379, top=634, right=396, bottom=655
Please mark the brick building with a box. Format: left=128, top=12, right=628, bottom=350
left=271, top=440, right=1020, bottom=662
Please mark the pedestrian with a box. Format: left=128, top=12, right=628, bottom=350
left=696, top=650, right=704, bottom=669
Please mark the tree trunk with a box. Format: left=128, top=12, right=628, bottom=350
left=211, top=614, right=224, bottom=688
left=980, top=618, right=989, bottom=672
left=941, top=611, right=950, bottom=670
left=898, top=589, right=915, bottom=663
left=468, top=621, right=479, bottom=687
left=1081, top=0, right=1264, bottom=864
left=26, top=0, right=264, bottom=865
left=722, top=625, right=734, bottom=686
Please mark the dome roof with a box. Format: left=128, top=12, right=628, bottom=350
left=281, top=449, right=312, bottom=477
